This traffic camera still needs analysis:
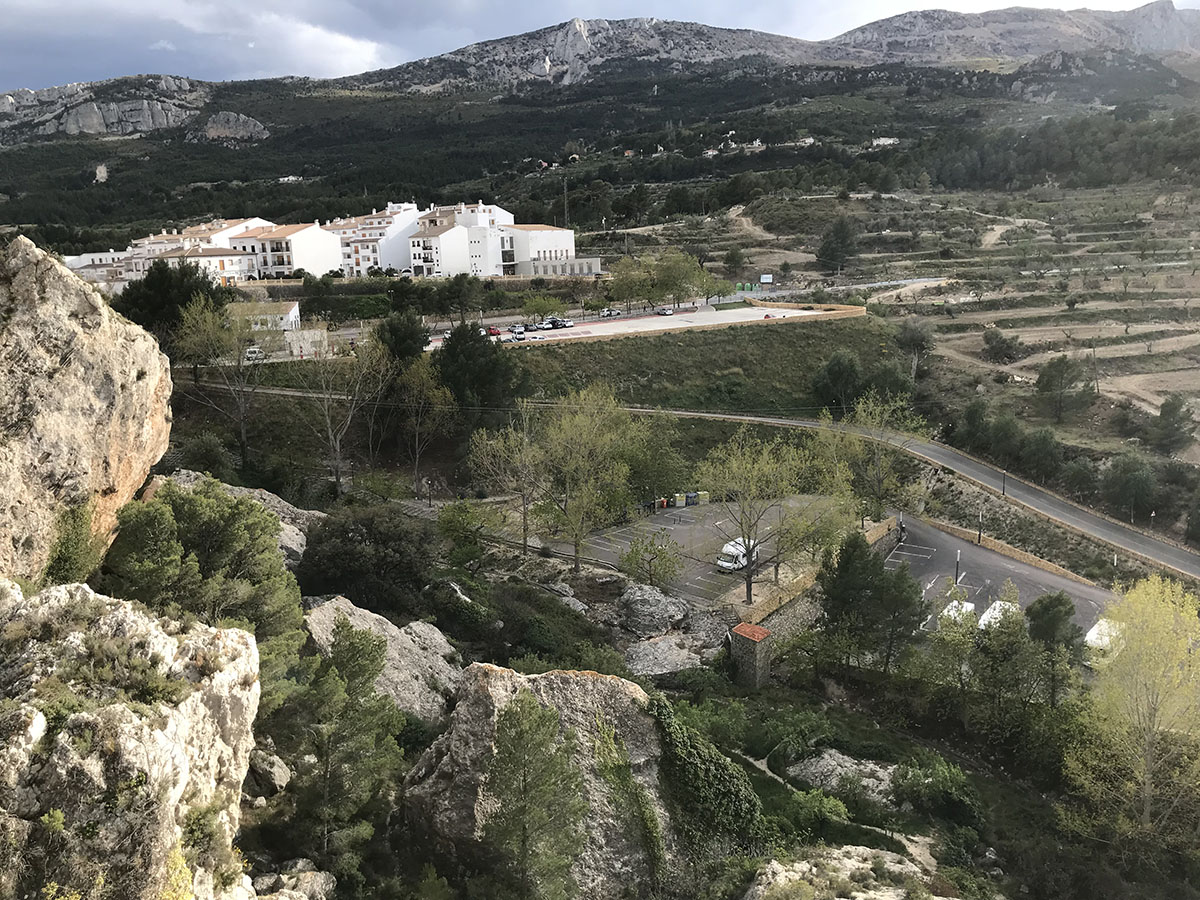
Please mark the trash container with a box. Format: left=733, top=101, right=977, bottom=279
left=698, top=491, right=710, bottom=504
left=674, top=493, right=687, bottom=507
left=685, top=492, right=698, bottom=506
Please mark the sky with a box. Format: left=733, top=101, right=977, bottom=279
left=2, top=0, right=1197, bottom=92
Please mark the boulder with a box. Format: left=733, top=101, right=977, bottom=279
left=0, top=579, right=258, bottom=900
left=200, top=111, right=270, bottom=142
left=620, top=583, right=689, bottom=638
left=304, top=595, right=462, bottom=724
left=0, top=237, right=172, bottom=582
left=744, top=847, right=953, bottom=900
left=624, top=633, right=704, bottom=676
left=280, top=870, right=337, bottom=900
left=246, top=748, right=292, bottom=797
left=787, top=748, right=897, bottom=805
left=146, top=470, right=326, bottom=570
left=404, top=663, right=678, bottom=899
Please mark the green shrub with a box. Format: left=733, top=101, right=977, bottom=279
left=891, top=751, right=982, bottom=827
left=648, top=694, right=762, bottom=844
left=180, top=431, right=234, bottom=480
left=41, top=503, right=104, bottom=587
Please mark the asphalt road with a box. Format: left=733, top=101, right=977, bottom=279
left=885, top=518, right=1112, bottom=631
left=650, top=409, right=1200, bottom=582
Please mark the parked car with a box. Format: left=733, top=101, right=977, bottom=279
left=537, top=321, right=554, bottom=330
left=514, top=331, right=527, bottom=341
left=656, top=307, right=674, bottom=316
left=487, top=325, right=502, bottom=335
left=600, top=308, right=622, bottom=318
left=529, top=334, right=547, bottom=341
left=243, top=347, right=266, bottom=363
left=550, top=319, right=568, bottom=329
left=560, top=319, right=575, bottom=328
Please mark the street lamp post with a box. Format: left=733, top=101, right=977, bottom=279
left=955, top=549, right=961, bottom=583
left=1002, top=470, right=1007, bottom=496
left=977, top=506, right=983, bottom=545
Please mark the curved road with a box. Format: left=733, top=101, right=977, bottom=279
left=186, top=375, right=1200, bottom=580
left=644, top=408, right=1200, bottom=581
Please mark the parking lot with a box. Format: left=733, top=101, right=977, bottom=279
left=883, top=518, right=1113, bottom=631
left=582, top=503, right=747, bottom=605
left=427, top=303, right=836, bottom=349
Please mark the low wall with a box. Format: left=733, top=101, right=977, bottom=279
left=744, top=298, right=867, bottom=319
left=865, top=516, right=900, bottom=555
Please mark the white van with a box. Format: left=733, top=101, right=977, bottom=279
left=716, top=538, right=758, bottom=571
left=243, top=347, right=266, bottom=363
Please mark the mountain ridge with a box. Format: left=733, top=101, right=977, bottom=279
left=3, top=1, right=1200, bottom=143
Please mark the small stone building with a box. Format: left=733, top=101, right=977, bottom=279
left=730, top=622, right=771, bottom=689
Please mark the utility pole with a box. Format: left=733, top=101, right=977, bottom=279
left=563, top=177, right=570, bottom=229
left=977, top=506, right=983, bottom=544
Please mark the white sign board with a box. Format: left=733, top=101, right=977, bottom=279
left=759, top=274, right=774, bottom=284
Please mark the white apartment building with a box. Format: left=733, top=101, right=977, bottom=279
left=404, top=201, right=598, bottom=278
left=226, top=300, right=302, bottom=331
left=124, top=229, right=187, bottom=280
left=180, top=217, right=275, bottom=249
left=228, top=222, right=342, bottom=278
left=323, top=202, right=422, bottom=277
left=156, top=246, right=259, bottom=285
left=501, top=224, right=598, bottom=276
left=64, top=249, right=126, bottom=270
left=409, top=221, right=469, bottom=278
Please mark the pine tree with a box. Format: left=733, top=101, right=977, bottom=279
left=284, top=616, right=405, bottom=883
left=483, top=689, right=587, bottom=900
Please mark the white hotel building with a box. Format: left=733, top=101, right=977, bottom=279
left=323, top=202, right=423, bottom=277
left=406, top=201, right=600, bottom=278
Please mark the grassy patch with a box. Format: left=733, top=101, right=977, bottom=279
left=516, top=316, right=899, bottom=412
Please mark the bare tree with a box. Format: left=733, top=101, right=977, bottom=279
left=173, top=296, right=281, bottom=464
left=469, top=400, right=546, bottom=554
left=294, top=338, right=396, bottom=496
left=396, top=356, right=457, bottom=487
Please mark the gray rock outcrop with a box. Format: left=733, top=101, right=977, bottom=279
left=620, top=583, right=690, bottom=638
left=0, top=75, right=208, bottom=145
left=0, top=237, right=172, bottom=582
left=788, top=749, right=897, bottom=805
left=624, top=633, right=704, bottom=676
left=404, top=663, right=677, bottom=898
left=0, top=579, right=259, bottom=900
left=744, top=847, right=953, bottom=900
left=246, top=748, right=292, bottom=797
left=304, top=595, right=462, bottom=724
left=147, top=470, right=325, bottom=570
left=198, top=111, right=270, bottom=143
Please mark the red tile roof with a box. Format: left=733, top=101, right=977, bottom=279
left=732, top=623, right=770, bottom=642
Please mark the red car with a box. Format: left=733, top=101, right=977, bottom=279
left=487, top=325, right=502, bottom=336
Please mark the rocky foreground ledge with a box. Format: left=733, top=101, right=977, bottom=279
left=0, top=579, right=259, bottom=900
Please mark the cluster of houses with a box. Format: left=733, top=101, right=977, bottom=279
left=65, top=201, right=601, bottom=293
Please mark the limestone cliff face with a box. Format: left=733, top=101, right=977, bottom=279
left=0, top=237, right=172, bottom=582
left=0, top=579, right=259, bottom=899
left=404, top=663, right=676, bottom=898
left=0, top=75, right=208, bottom=144
left=195, top=111, right=271, bottom=144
